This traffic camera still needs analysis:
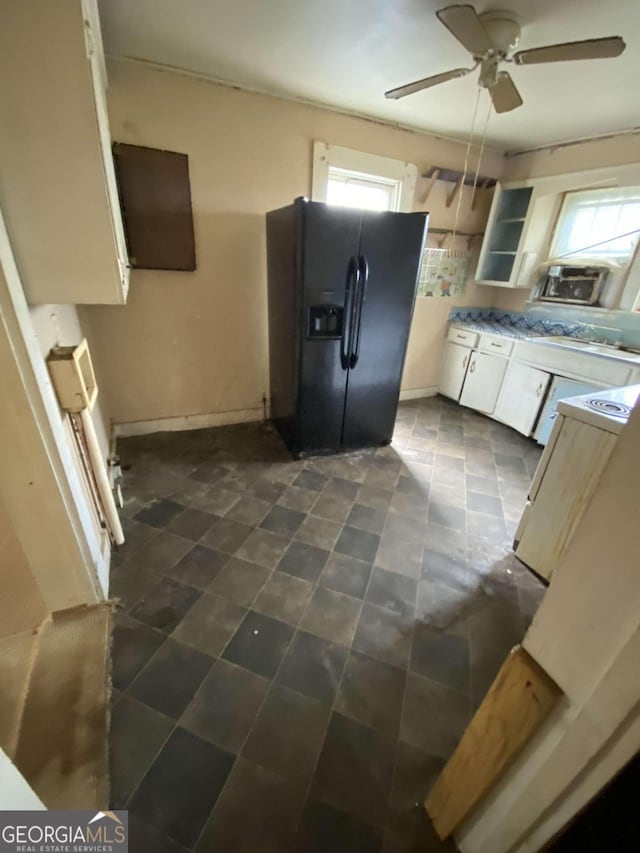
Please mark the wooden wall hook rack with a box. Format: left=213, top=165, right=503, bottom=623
left=420, top=165, right=497, bottom=207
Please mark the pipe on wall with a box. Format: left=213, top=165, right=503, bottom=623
left=80, top=409, right=124, bottom=546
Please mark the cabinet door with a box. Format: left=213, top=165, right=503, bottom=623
left=494, top=362, right=551, bottom=436
left=459, top=351, right=508, bottom=414
left=84, top=1, right=130, bottom=296
left=534, top=377, right=606, bottom=446
left=438, top=342, right=471, bottom=401
left=0, top=0, right=127, bottom=304
left=515, top=418, right=617, bottom=579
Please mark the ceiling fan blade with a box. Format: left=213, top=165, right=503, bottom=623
left=513, top=36, right=625, bottom=65
left=436, top=5, right=491, bottom=56
left=385, top=68, right=471, bottom=99
left=490, top=72, right=523, bottom=113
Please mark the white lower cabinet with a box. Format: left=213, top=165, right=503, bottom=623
left=459, top=351, right=508, bottom=415
left=515, top=414, right=617, bottom=579
left=493, top=362, right=551, bottom=436
left=438, top=342, right=471, bottom=401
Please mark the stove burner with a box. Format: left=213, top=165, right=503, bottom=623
left=584, top=398, right=632, bottom=418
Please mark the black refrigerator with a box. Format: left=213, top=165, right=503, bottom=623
left=266, top=198, right=428, bottom=457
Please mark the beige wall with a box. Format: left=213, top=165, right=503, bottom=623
left=85, top=59, right=503, bottom=425
left=489, top=287, right=529, bottom=313
left=0, top=495, right=48, bottom=638
left=503, top=132, right=640, bottom=182
left=404, top=246, right=493, bottom=392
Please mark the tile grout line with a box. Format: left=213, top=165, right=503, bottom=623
left=185, top=460, right=357, bottom=850
left=117, top=498, right=276, bottom=830
left=189, top=455, right=400, bottom=849
left=383, top=403, right=440, bottom=843
left=113, top=405, right=541, bottom=849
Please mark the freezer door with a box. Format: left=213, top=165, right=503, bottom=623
left=342, top=211, right=427, bottom=449
left=296, top=201, right=362, bottom=453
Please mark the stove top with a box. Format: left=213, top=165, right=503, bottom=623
left=557, top=385, right=640, bottom=435
left=582, top=398, right=633, bottom=419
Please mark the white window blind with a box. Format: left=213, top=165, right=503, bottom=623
left=326, top=167, right=400, bottom=212
left=550, top=186, right=640, bottom=264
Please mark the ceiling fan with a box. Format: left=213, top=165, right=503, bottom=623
left=385, top=4, right=626, bottom=114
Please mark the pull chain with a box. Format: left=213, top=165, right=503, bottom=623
left=451, top=86, right=482, bottom=242
left=470, top=94, right=492, bottom=211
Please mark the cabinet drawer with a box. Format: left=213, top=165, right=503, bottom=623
left=448, top=326, right=478, bottom=348
left=478, top=333, right=514, bottom=356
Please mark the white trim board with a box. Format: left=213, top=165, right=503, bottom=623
left=399, top=386, right=438, bottom=401
left=312, top=142, right=418, bottom=213
left=114, top=406, right=265, bottom=438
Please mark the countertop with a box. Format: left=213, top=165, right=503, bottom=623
left=450, top=319, right=640, bottom=365
left=558, top=385, right=640, bottom=434
left=450, top=320, right=533, bottom=340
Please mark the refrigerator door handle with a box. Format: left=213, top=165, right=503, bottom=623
left=350, top=255, right=369, bottom=368
left=340, top=256, right=359, bottom=370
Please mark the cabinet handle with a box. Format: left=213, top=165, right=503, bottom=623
left=469, top=360, right=476, bottom=373
left=462, top=354, right=468, bottom=369
left=456, top=333, right=466, bottom=340
left=536, top=383, right=543, bottom=397
left=490, top=342, right=501, bottom=348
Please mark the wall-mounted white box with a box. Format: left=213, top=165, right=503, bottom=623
left=47, top=339, right=98, bottom=413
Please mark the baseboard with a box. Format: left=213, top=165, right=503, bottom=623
left=399, top=386, right=438, bottom=401
left=114, top=391, right=435, bottom=438
left=113, top=406, right=265, bottom=438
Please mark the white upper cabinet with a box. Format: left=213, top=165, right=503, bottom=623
left=475, top=184, right=534, bottom=288
left=0, top=0, right=129, bottom=304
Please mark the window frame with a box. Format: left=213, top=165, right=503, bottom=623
left=549, top=185, right=640, bottom=265
left=312, top=142, right=417, bottom=213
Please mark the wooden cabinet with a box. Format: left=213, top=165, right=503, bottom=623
left=0, top=0, right=129, bottom=304
left=476, top=185, right=534, bottom=287
left=494, top=362, right=550, bottom=436
left=459, top=351, right=508, bottom=415
left=439, top=342, right=471, bottom=401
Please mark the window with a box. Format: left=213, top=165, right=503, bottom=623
left=326, top=167, right=400, bottom=212
left=312, top=142, right=417, bottom=213
left=550, top=186, right=640, bottom=265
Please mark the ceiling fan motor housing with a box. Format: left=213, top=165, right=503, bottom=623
left=478, top=10, right=521, bottom=58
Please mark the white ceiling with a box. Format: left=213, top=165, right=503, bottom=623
left=98, top=0, right=640, bottom=151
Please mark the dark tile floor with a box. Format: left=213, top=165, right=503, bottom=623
left=109, top=396, right=546, bottom=852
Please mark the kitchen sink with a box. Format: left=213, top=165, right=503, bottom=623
left=527, top=336, right=640, bottom=362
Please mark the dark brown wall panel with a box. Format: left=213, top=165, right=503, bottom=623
left=113, top=143, right=196, bottom=271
